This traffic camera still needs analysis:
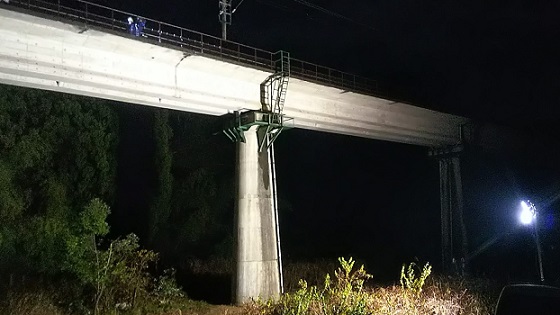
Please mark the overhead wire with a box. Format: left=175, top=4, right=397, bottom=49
left=232, top=0, right=246, bottom=13
left=255, top=0, right=322, bottom=21
left=288, top=0, right=375, bottom=30
left=247, top=0, right=374, bottom=30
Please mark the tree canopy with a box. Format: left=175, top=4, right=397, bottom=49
left=0, top=85, right=119, bottom=274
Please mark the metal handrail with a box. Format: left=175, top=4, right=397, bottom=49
left=3, top=0, right=381, bottom=96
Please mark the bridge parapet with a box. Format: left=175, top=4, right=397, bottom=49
left=2, top=0, right=381, bottom=96
left=0, top=3, right=470, bottom=147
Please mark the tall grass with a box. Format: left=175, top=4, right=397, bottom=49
left=1, top=258, right=498, bottom=315
left=247, top=258, right=498, bottom=315
left=1, top=290, right=66, bottom=315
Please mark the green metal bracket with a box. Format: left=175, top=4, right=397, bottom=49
left=222, top=50, right=293, bottom=151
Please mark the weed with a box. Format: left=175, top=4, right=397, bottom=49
left=400, top=261, right=432, bottom=296
left=256, top=257, right=373, bottom=315
left=250, top=258, right=496, bottom=315
left=153, top=268, right=185, bottom=307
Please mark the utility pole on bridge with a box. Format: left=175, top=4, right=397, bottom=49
left=219, top=0, right=232, bottom=40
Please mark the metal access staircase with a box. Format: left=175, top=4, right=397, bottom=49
left=261, top=51, right=290, bottom=113
left=222, top=51, right=293, bottom=151
left=257, top=51, right=292, bottom=151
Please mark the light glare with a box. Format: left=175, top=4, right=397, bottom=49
left=519, top=200, right=535, bottom=225
left=520, top=209, right=534, bottom=225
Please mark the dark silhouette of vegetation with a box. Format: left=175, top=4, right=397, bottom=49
left=0, top=86, right=187, bottom=314
left=0, top=84, right=240, bottom=310
left=148, top=109, right=174, bottom=248
left=165, top=114, right=235, bottom=261
left=0, top=85, right=500, bottom=314
left=0, top=85, right=118, bottom=277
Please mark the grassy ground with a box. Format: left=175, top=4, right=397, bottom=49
left=0, top=259, right=499, bottom=315
left=243, top=259, right=499, bottom=315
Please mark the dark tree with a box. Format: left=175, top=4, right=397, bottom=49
left=0, top=85, right=118, bottom=275
left=148, top=109, right=174, bottom=248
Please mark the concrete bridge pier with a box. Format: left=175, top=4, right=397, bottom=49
left=233, top=125, right=281, bottom=304
left=432, top=145, right=469, bottom=275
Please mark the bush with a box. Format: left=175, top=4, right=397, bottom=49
left=0, top=234, right=186, bottom=315
left=249, top=258, right=496, bottom=315
left=0, top=290, right=66, bottom=315
left=1, top=198, right=188, bottom=315
left=257, top=257, right=373, bottom=315
left=400, top=261, right=432, bottom=296
left=153, top=268, right=185, bottom=307
left=94, top=233, right=159, bottom=312
left=61, top=199, right=187, bottom=314
left=282, top=259, right=340, bottom=292
left=61, top=199, right=159, bottom=313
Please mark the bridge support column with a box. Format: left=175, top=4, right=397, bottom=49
left=233, top=125, right=281, bottom=304
left=431, top=146, right=468, bottom=274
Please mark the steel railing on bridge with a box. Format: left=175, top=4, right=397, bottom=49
left=2, top=0, right=381, bottom=96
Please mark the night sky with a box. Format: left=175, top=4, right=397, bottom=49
left=90, top=0, right=560, bottom=282
left=98, top=0, right=560, bottom=124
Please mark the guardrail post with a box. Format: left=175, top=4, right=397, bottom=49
left=9, top=0, right=378, bottom=95
left=180, top=29, right=183, bottom=47
left=315, top=65, right=318, bottom=80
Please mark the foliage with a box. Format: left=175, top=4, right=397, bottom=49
left=275, top=280, right=318, bottom=315
left=322, top=257, right=372, bottom=315
left=1, top=198, right=185, bottom=315
left=95, top=233, right=159, bottom=312
left=425, top=275, right=499, bottom=315
left=0, top=86, right=201, bottom=314
left=0, top=289, right=67, bottom=315
left=64, top=199, right=111, bottom=289
left=152, top=268, right=185, bottom=307
left=278, top=259, right=342, bottom=292
left=0, top=274, right=191, bottom=315
left=400, top=261, right=432, bottom=296
left=147, top=110, right=236, bottom=264
left=166, top=114, right=235, bottom=260
left=149, top=109, right=174, bottom=247
left=259, top=257, right=373, bottom=315
left=0, top=85, right=118, bottom=274
left=59, top=199, right=159, bottom=314
left=250, top=258, right=495, bottom=315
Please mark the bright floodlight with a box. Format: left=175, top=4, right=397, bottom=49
left=519, top=200, right=535, bottom=225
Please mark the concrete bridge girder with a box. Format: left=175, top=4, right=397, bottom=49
left=0, top=7, right=469, bottom=148
left=0, top=5, right=484, bottom=303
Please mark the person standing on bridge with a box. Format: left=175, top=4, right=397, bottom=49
left=135, top=17, right=146, bottom=37
left=127, top=17, right=136, bottom=35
